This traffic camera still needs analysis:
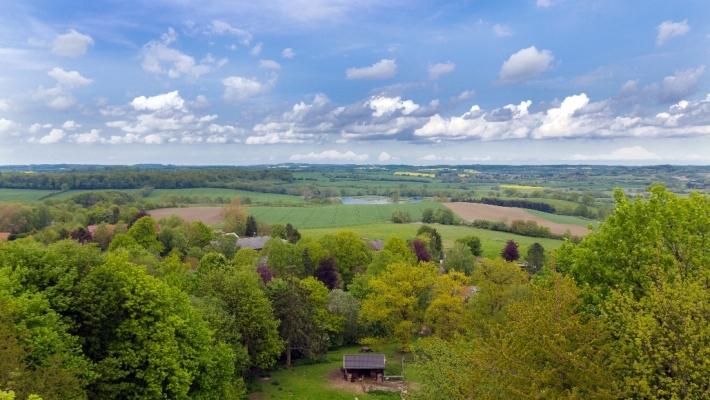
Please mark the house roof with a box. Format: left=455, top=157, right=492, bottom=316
left=236, top=236, right=272, bottom=250
left=343, top=354, right=386, bottom=370
left=0, top=232, right=10, bottom=241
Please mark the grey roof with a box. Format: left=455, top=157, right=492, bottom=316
left=236, top=236, right=271, bottom=250
left=343, top=354, right=386, bottom=370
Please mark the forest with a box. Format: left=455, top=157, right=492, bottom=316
left=0, top=184, right=708, bottom=399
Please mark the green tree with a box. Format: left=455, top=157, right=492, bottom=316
left=525, top=242, right=545, bottom=274
left=416, top=225, right=442, bottom=261
left=327, top=289, right=361, bottom=345
left=444, top=242, right=476, bottom=275
left=455, top=235, right=482, bottom=257
left=422, top=208, right=434, bottom=223
left=126, top=216, right=163, bottom=254
left=367, top=237, right=416, bottom=276
left=245, top=216, right=258, bottom=237
left=319, top=231, right=371, bottom=285
left=261, top=238, right=299, bottom=276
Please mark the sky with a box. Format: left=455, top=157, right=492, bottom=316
left=0, top=0, right=709, bottom=165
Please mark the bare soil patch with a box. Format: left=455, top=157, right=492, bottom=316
left=445, top=202, right=589, bottom=236
left=148, top=207, right=224, bottom=225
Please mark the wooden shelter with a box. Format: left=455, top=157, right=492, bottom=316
left=342, top=354, right=386, bottom=382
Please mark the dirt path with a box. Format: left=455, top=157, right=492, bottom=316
left=444, top=202, right=589, bottom=236
left=148, top=207, right=224, bottom=225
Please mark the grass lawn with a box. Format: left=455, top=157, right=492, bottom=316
left=301, top=223, right=563, bottom=258
left=0, top=188, right=57, bottom=202
left=146, top=188, right=305, bottom=206
left=250, top=344, right=419, bottom=400
left=248, top=202, right=444, bottom=229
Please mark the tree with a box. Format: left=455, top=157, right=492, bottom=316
left=285, top=223, right=301, bottom=244
left=422, top=208, right=434, bottom=223
left=433, top=208, right=455, bottom=225
left=360, top=261, right=437, bottom=350
left=368, top=237, right=417, bottom=275
left=245, top=216, right=258, bottom=237
left=75, top=254, right=239, bottom=399
left=270, top=224, right=287, bottom=240
left=391, top=210, right=411, bottom=223
left=267, top=278, right=327, bottom=367
left=327, top=290, right=361, bottom=346
left=127, top=216, right=163, bottom=253
left=91, top=223, right=114, bottom=251
left=195, top=267, right=283, bottom=373
left=186, top=221, right=213, bottom=248
left=444, top=242, right=476, bottom=275
left=501, top=240, right=519, bottom=262
left=456, top=235, right=482, bottom=257
left=411, top=239, right=432, bottom=263
left=318, top=232, right=371, bottom=285
left=222, top=199, right=248, bottom=236
left=525, top=242, right=545, bottom=274
left=424, top=272, right=470, bottom=340
left=69, top=227, right=92, bottom=244
left=261, top=239, right=299, bottom=276
left=314, top=257, right=341, bottom=289
left=417, top=225, right=442, bottom=260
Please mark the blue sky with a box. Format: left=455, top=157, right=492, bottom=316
left=0, top=0, right=709, bottom=165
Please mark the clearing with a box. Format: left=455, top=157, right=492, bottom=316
left=148, top=207, right=224, bottom=224
left=445, top=202, right=590, bottom=236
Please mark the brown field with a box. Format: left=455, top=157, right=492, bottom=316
left=444, top=202, right=589, bottom=236
left=148, top=207, right=224, bottom=225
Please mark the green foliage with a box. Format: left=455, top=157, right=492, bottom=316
left=455, top=235, right=482, bottom=257
left=444, top=242, right=476, bottom=275
left=318, top=231, right=371, bottom=285
left=525, top=242, right=545, bottom=274
left=327, top=289, right=361, bottom=345
left=261, top=238, right=299, bottom=276
left=245, top=216, right=258, bottom=237
left=126, top=216, right=163, bottom=254
left=390, top=210, right=411, bottom=223
left=233, top=247, right=259, bottom=269
left=367, top=237, right=416, bottom=276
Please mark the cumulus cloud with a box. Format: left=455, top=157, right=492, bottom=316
left=289, top=149, right=369, bottom=162
left=39, top=128, right=65, bottom=144
left=251, top=43, right=263, bottom=56
left=499, top=46, right=554, bottom=83
left=493, top=24, right=513, bottom=37
left=47, top=67, right=92, bottom=88
left=534, top=93, right=590, bottom=138
left=428, top=62, right=456, bottom=80
left=536, top=0, right=553, bottom=7
left=62, top=120, right=80, bottom=130
left=131, top=91, right=186, bottom=112
left=259, top=59, right=282, bottom=70
left=210, top=20, right=252, bottom=44
left=378, top=151, right=393, bottom=162
left=0, top=118, right=18, bottom=135
left=368, top=96, right=419, bottom=117
left=223, top=76, right=272, bottom=102
left=52, top=29, right=94, bottom=57
left=657, top=20, right=690, bottom=46
left=33, top=86, right=76, bottom=110
left=282, top=48, right=295, bottom=59
left=658, top=65, right=705, bottom=103
left=141, top=28, right=223, bottom=79
left=346, top=59, right=397, bottom=80
left=72, top=129, right=103, bottom=144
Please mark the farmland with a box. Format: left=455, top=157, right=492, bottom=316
left=445, top=202, right=590, bottom=236
left=301, top=223, right=564, bottom=258
left=0, top=188, right=55, bottom=202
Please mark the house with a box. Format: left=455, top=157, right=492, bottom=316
left=236, top=236, right=272, bottom=250
left=342, top=354, right=386, bottom=382
left=0, top=232, right=11, bottom=241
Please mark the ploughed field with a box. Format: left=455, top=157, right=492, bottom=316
left=445, top=202, right=591, bottom=236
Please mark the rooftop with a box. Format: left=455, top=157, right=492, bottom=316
left=343, top=354, right=386, bottom=370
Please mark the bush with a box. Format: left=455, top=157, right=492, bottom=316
left=391, top=210, right=411, bottom=223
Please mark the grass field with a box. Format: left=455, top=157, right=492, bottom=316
left=249, top=344, right=419, bottom=400
left=146, top=188, right=305, bottom=205
left=248, top=202, right=444, bottom=229
left=526, top=209, right=599, bottom=228
left=0, top=189, right=56, bottom=202
left=301, top=223, right=563, bottom=259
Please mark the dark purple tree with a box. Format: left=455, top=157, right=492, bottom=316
left=315, top=258, right=341, bottom=289
left=70, top=227, right=93, bottom=244
left=501, top=240, right=520, bottom=262
left=411, top=239, right=432, bottom=262
left=256, top=264, right=274, bottom=284
left=128, top=210, right=149, bottom=227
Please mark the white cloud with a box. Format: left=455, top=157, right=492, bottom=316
left=534, top=93, right=590, bottom=138
left=536, top=0, right=553, bottom=7
left=210, top=20, right=252, bottom=45
left=0, top=118, right=18, bottom=135
left=346, top=59, right=397, bottom=80
left=0, top=99, right=10, bottom=112
left=33, top=86, right=76, bottom=110
left=378, top=151, right=393, bottom=162
left=251, top=43, right=263, bottom=56
left=62, top=120, right=80, bottom=130
left=493, top=24, right=512, bottom=37
left=282, top=48, right=295, bottom=59
left=223, top=76, right=271, bottom=102
left=658, top=66, right=705, bottom=103
left=656, top=20, right=690, bottom=46
left=51, top=29, right=94, bottom=57
left=39, top=128, right=65, bottom=144
left=289, top=150, right=369, bottom=162
left=131, top=91, right=186, bottom=112
left=499, top=46, right=554, bottom=83
left=428, top=62, right=456, bottom=80
left=72, top=129, right=103, bottom=144
left=47, top=67, right=92, bottom=88
left=369, top=96, right=419, bottom=117
left=259, top=59, right=282, bottom=70
left=455, top=90, right=475, bottom=101
left=141, top=28, right=219, bottom=79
